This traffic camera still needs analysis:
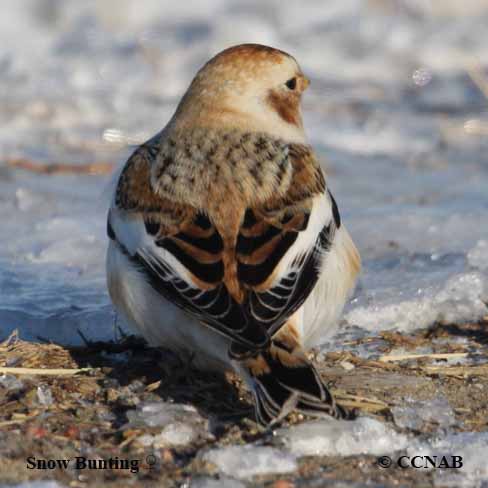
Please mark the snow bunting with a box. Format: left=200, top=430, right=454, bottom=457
left=106, top=44, right=360, bottom=425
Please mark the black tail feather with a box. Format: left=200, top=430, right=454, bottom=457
left=253, top=371, right=298, bottom=425
left=245, top=343, right=349, bottom=426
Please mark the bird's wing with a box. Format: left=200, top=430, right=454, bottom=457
left=230, top=144, right=340, bottom=355
left=108, top=136, right=340, bottom=354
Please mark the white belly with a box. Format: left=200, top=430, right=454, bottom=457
left=301, top=225, right=360, bottom=348
left=106, top=241, right=231, bottom=371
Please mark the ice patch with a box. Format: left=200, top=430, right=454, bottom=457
left=138, top=422, right=200, bottom=448
left=127, top=401, right=210, bottom=447
left=202, top=445, right=297, bottom=479
left=127, top=401, right=204, bottom=427
left=36, top=384, right=54, bottom=407
left=392, top=397, right=456, bottom=431
left=277, top=417, right=409, bottom=457
left=0, top=374, right=24, bottom=394
left=468, top=240, right=488, bottom=272
left=345, top=270, right=488, bottom=335
left=410, top=431, right=488, bottom=487
left=156, top=422, right=199, bottom=446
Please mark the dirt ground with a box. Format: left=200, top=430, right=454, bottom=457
left=0, top=320, right=487, bottom=488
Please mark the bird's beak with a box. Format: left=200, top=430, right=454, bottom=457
left=301, top=76, right=310, bottom=91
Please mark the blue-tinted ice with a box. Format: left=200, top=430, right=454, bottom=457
left=2, top=1, right=487, bottom=345
left=1, top=1, right=488, bottom=485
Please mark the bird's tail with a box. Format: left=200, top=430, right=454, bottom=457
left=241, top=340, right=350, bottom=426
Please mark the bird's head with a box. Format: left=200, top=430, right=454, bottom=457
left=171, top=44, right=310, bottom=143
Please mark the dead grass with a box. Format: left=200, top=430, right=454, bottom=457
left=0, top=320, right=487, bottom=487
left=5, top=158, right=114, bottom=175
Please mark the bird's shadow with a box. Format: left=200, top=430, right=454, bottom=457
left=426, top=320, right=488, bottom=346
left=67, top=333, right=255, bottom=434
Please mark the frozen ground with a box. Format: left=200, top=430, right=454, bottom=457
left=0, top=1, right=487, bottom=487
left=1, top=0, right=487, bottom=345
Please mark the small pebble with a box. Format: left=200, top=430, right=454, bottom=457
left=37, top=384, right=54, bottom=406
left=0, top=374, right=24, bottom=393
left=340, top=360, right=355, bottom=371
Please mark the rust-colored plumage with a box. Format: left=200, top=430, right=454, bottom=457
left=115, top=129, right=326, bottom=301
left=267, top=89, right=302, bottom=126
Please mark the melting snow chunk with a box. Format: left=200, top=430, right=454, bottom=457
left=154, top=422, right=198, bottom=447
left=0, top=374, right=24, bottom=393
left=345, top=270, right=488, bottom=335
left=277, top=417, right=409, bottom=457
left=36, top=384, right=54, bottom=407
left=392, top=397, right=457, bottom=431
left=202, top=445, right=297, bottom=479
left=409, top=431, right=488, bottom=487
left=127, top=401, right=203, bottom=428
left=138, top=422, right=201, bottom=448
left=467, top=240, right=488, bottom=272
left=127, top=401, right=210, bottom=447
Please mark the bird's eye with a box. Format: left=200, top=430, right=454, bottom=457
left=285, top=77, right=297, bottom=90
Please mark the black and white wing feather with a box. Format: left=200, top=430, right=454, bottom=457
left=108, top=139, right=340, bottom=355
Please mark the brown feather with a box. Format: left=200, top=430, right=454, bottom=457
left=115, top=129, right=327, bottom=335
left=169, top=237, right=222, bottom=264
left=267, top=89, right=301, bottom=126
left=244, top=354, right=272, bottom=377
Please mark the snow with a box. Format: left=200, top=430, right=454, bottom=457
left=468, top=240, right=488, bottom=272
left=392, top=396, right=457, bottom=431
left=126, top=401, right=202, bottom=427
left=155, top=422, right=199, bottom=446
left=0, top=374, right=24, bottom=393
left=277, top=416, right=409, bottom=457
left=127, top=401, right=211, bottom=447
left=1, top=2, right=487, bottom=485
left=138, top=422, right=200, bottom=448
left=345, top=268, right=488, bottom=335
left=201, top=445, right=297, bottom=479
left=36, top=384, right=54, bottom=407
left=410, top=431, right=488, bottom=488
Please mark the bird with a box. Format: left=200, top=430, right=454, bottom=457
left=106, top=44, right=361, bottom=426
